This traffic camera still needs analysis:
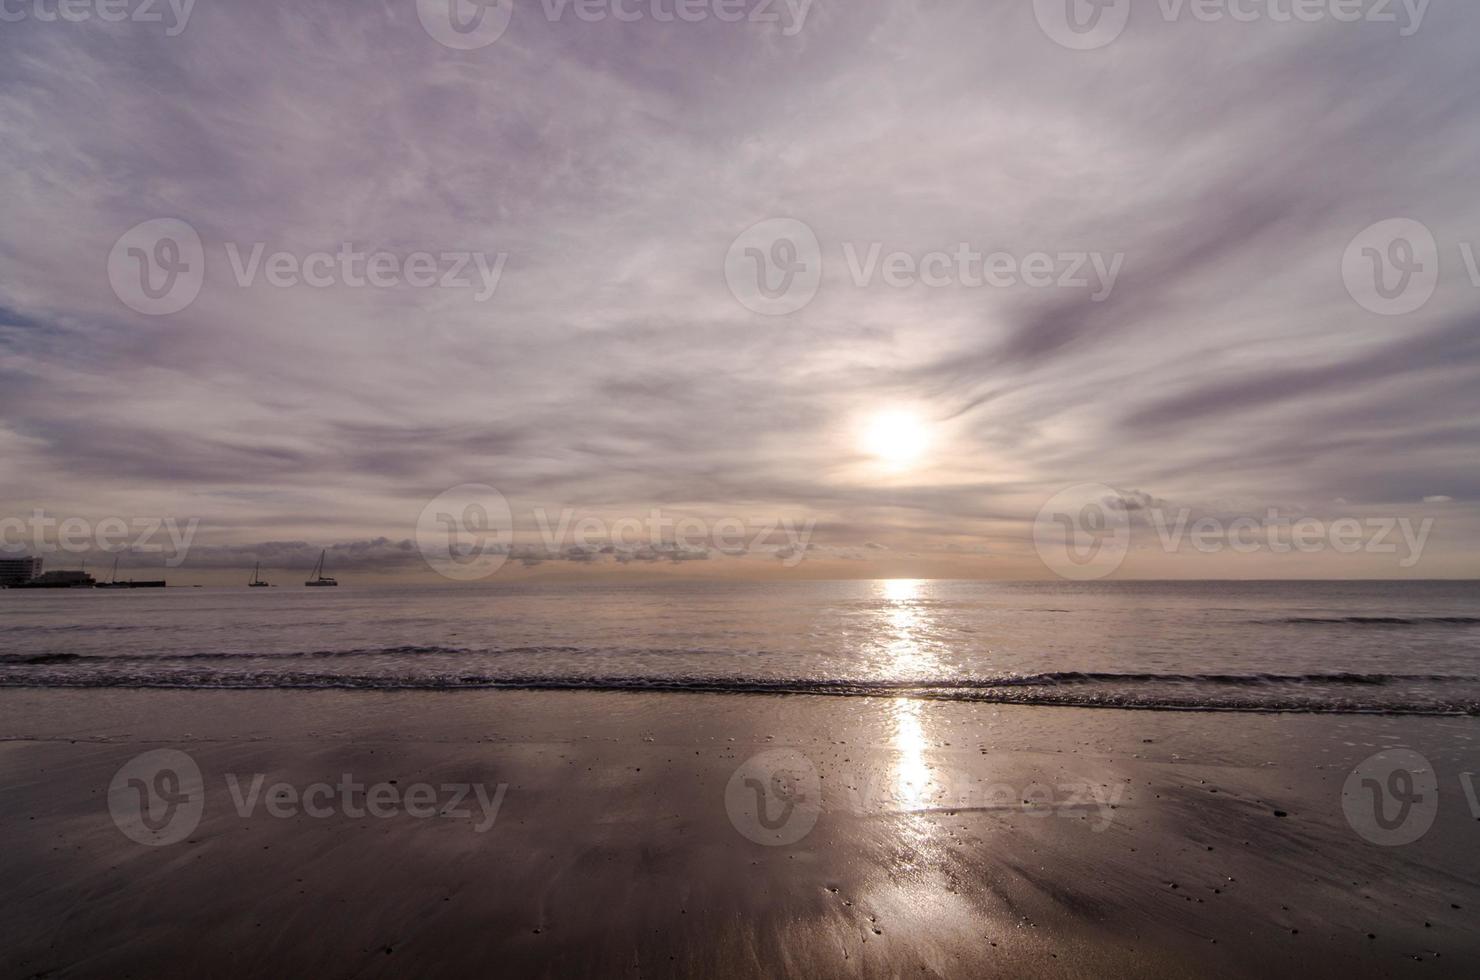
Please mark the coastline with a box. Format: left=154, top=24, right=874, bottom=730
left=3, top=689, right=1477, bottom=978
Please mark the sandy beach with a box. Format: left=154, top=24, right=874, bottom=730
left=2, top=689, right=1476, bottom=978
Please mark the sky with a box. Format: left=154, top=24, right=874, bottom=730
left=1, top=0, right=1478, bottom=583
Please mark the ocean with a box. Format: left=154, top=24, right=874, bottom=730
left=2, top=579, right=1478, bottom=714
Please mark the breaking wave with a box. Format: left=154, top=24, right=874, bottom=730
left=3, top=647, right=1478, bottom=716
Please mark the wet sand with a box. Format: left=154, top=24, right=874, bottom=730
left=2, top=689, right=1477, bottom=978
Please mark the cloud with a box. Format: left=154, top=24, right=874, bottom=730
left=2, top=2, right=1480, bottom=575
left=1106, top=489, right=1164, bottom=513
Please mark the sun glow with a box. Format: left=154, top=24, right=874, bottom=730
left=858, top=408, right=933, bottom=468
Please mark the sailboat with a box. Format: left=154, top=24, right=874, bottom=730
left=249, top=562, right=272, bottom=587
left=95, top=556, right=127, bottom=589
left=305, top=550, right=338, bottom=587
left=95, top=554, right=166, bottom=589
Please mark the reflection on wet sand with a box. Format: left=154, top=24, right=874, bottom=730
left=877, top=579, right=949, bottom=882
left=877, top=580, right=941, bottom=811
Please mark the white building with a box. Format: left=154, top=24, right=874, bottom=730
left=0, top=556, right=43, bottom=586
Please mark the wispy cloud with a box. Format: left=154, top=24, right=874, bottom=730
left=2, top=1, right=1479, bottom=577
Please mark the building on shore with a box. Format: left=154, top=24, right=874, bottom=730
left=0, top=557, right=44, bottom=587
left=13, top=569, right=95, bottom=589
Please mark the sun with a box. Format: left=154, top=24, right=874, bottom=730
left=858, top=408, right=933, bottom=468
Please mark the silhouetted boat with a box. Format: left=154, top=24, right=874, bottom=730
left=305, top=550, right=338, bottom=587
left=95, top=554, right=166, bottom=589
left=249, top=563, right=272, bottom=587
left=95, top=556, right=127, bottom=589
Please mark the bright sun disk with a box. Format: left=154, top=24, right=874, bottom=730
left=859, top=408, right=932, bottom=467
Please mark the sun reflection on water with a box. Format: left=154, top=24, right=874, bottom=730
left=859, top=582, right=983, bottom=928
left=875, top=580, right=940, bottom=813
left=879, top=578, right=933, bottom=678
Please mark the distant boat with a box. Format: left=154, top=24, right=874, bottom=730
left=249, top=562, right=272, bottom=588
left=94, top=555, right=166, bottom=589
left=95, top=556, right=127, bottom=589
left=305, top=550, right=338, bottom=587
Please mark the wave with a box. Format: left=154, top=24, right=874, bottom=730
left=1, top=648, right=1471, bottom=689
left=2, top=663, right=1478, bottom=715
left=0, top=644, right=597, bottom=664
left=1271, top=616, right=1480, bottom=627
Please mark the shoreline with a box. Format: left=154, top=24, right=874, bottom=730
left=3, top=689, right=1478, bottom=977
left=0, top=679, right=1474, bottom=717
